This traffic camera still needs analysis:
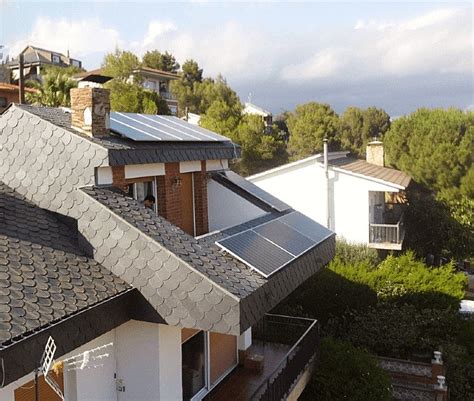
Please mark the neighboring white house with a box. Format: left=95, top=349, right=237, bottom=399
left=250, top=141, right=412, bottom=250
left=243, top=102, right=273, bottom=133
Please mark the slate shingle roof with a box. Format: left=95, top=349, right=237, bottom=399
left=330, top=157, right=411, bottom=188
left=81, top=186, right=266, bottom=299
left=0, top=182, right=131, bottom=348
left=79, top=185, right=336, bottom=333
left=17, top=104, right=241, bottom=165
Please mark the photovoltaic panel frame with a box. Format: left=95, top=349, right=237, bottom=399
left=217, top=230, right=294, bottom=277
left=110, top=112, right=232, bottom=142
left=216, top=210, right=333, bottom=278
left=278, top=211, right=334, bottom=243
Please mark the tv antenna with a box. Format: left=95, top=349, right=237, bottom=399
left=39, top=336, right=64, bottom=400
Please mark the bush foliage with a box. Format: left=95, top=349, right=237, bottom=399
left=300, top=337, right=391, bottom=401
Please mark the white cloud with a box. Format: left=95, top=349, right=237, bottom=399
left=280, top=6, right=472, bottom=82
left=132, top=20, right=272, bottom=83
left=7, top=17, right=121, bottom=59
left=281, top=49, right=345, bottom=81
left=141, top=21, right=177, bottom=49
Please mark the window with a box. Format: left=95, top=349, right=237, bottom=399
left=128, top=179, right=158, bottom=214
left=71, top=59, right=81, bottom=68
left=0, top=97, right=7, bottom=108
left=52, top=54, right=60, bottom=64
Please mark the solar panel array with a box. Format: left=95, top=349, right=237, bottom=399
left=219, top=171, right=291, bottom=212
left=110, top=112, right=231, bottom=142
left=216, top=211, right=333, bottom=277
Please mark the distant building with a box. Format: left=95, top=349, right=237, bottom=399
left=8, top=45, right=82, bottom=83
left=186, top=112, right=201, bottom=125
left=131, top=67, right=180, bottom=115
left=243, top=102, right=273, bottom=133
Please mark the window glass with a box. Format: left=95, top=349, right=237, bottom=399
left=129, top=180, right=158, bottom=214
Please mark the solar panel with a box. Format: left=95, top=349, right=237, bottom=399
left=221, top=171, right=290, bottom=212
left=217, top=230, right=293, bottom=277
left=253, top=220, right=315, bottom=257
left=110, top=112, right=231, bottom=142
left=279, top=211, right=333, bottom=243
left=216, top=211, right=333, bottom=278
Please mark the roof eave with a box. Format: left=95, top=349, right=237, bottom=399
left=0, top=289, right=136, bottom=387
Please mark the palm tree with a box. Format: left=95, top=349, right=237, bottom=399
left=26, top=68, right=77, bottom=107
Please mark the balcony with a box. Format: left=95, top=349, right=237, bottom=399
left=369, top=203, right=405, bottom=250
left=204, top=314, right=319, bottom=401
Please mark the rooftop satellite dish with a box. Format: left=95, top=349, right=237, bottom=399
left=40, top=336, right=64, bottom=400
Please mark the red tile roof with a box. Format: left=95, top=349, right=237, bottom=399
left=0, top=83, right=37, bottom=93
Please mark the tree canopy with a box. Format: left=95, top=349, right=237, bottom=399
left=339, top=106, right=390, bottom=157
left=102, top=49, right=170, bottom=114
left=142, top=50, right=180, bottom=72
left=26, top=66, right=79, bottom=107
left=102, top=49, right=140, bottom=81
left=384, top=108, right=473, bottom=199
left=286, top=102, right=340, bottom=159
left=233, top=114, right=288, bottom=176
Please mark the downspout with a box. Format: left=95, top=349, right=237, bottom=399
left=323, top=138, right=330, bottom=229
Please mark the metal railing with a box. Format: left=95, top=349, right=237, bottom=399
left=369, top=211, right=405, bottom=245
left=160, top=91, right=177, bottom=101
left=250, top=314, right=320, bottom=401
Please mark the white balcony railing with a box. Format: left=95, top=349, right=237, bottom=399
left=369, top=214, right=405, bottom=250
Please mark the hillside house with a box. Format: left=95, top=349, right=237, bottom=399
left=250, top=141, right=411, bottom=250
left=243, top=102, right=273, bottom=134
left=76, top=66, right=180, bottom=115
left=8, top=45, right=82, bottom=83
left=0, top=85, right=335, bottom=401
left=132, top=67, right=180, bottom=115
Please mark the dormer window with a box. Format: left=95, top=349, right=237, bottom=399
left=71, top=59, right=81, bottom=68
left=52, top=54, right=60, bottom=64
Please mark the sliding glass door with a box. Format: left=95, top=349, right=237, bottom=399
left=182, top=331, right=207, bottom=401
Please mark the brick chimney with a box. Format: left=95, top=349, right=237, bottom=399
left=70, top=87, right=110, bottom=137
left=366, top=140, right=384, bottom=166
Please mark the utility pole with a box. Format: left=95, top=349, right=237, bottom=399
left=18, top=53, right=25, bottom=104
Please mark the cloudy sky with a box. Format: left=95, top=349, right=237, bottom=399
left=1, top=1, right=472, bottom=116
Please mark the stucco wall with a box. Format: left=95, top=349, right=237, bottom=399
left=207, top=179, right=266, bottom=232
left=251, top=161, right=398, bottom=244
left=63, top=320, right=182, bottom=401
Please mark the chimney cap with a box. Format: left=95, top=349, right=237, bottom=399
left=368, top=139, right=383, bottom=145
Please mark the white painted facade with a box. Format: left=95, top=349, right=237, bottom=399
left=249, top=155, right=403, bottom=245
left=67, top=320, right=181, bottom=401
left=207, top=179, right=267, bottom=232
left=2, top=321, right=182, bottom=401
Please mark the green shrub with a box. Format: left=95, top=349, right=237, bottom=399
left=373, top=253, right=467, bottom=309
left=273, top=267, right=377, bottom=324
left=441, top=341, right=474, bottom=401
left=331, top=251, right=466, bottom=310
left=326, top=305, right=462, bottom=360
left=335, top=240, right=380, bottom=266
left=300, top=337, right=391, bottom=401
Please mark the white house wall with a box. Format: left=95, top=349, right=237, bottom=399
left=207, top=180, right=267, bottom=232
left=251, top=161, right=399, bottom=245
left=65, top=320, right=182, bottom=401
left=250, top=162, right=326, bottom=228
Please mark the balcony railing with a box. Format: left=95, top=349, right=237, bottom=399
left=369, top=203, right=406, bottom=250
left=160, top=91, right=177, bottom=101
left=249, top=314, right=319, bottom=401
